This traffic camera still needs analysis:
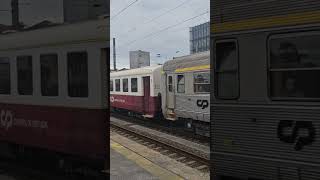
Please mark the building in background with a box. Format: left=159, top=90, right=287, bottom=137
left=130, top=50, right=150, bottom=69
left=190, top=22, right=209, bottom=54
left=63, top=0, right=109, bottom=23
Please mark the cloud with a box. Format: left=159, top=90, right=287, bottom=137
left=110, top=0, right=209, bottom=69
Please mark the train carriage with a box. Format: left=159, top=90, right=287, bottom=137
left=110, top=65, right=162, bottom=118
left=161, top=51, right=210, bottom=136
left=211, top=1, right=320, bottom=180
left=0, top=18, right=109, bottom=174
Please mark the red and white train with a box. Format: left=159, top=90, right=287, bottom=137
left=0, top=18, right=109, bottom=175
left=110, top=65, right=162, bottom=118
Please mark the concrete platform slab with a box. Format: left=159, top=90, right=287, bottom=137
left=110, top=140, right=183, bottom=180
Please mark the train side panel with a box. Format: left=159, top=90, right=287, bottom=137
left=211, top=1, right=320, bottom=179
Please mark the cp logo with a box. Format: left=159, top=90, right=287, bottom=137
left=277, top=120, right=316, bottom=151
left=110, top=96, right=115, bottom=103
left=0, top=110, right=13, bottom=130
left=196, top=100, right=209, bottom=109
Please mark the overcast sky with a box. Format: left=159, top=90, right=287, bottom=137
left=111, top=0, right=209, bottom=69
left=0, top=0, right=63, bottom=25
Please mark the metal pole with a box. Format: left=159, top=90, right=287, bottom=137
left=11, top=0, right=19, bottom=29
left=113, top=38, right=117, bottom=71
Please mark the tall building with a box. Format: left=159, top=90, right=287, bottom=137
left=190, top=22, right=210, bottom=54
left=63, top=0, right=109, bottom=23
left=130, top=50, right=150, bottom=69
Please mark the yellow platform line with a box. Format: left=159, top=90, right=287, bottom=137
left=111, top=140, right=184, bottom=180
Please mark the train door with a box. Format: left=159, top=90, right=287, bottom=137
left=166, top=75, right=175, bottom=109
left=143, top=76, right=150, bottom=114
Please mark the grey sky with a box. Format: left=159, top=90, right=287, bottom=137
left=111, top=0, right=209, bottom=69
left=0, top=0, right=63, bottom=25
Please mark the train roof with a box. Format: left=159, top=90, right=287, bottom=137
left=163, top=51, right=209, bottom=73
left=110, top=65, right=162, bottom=78
left=0, top=17, right=109, bottom=51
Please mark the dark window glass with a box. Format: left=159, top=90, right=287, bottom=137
left=0, top=58, right=10, bottom=94
left=177, top=75, right=185, bottom=93
left=131, top=78, right=138, bottom=92
left=17, top=56, right=33, bottom=95
left=123, top=78, right=128, bottom=92
left=269, top=34, right=320, bottom=99
left=41, top=54, right=58, bottom=96
left=110, top=80, right=114, bottom=91
left=67, top=52, right=88, bottom=97
left=168, top=76, right=173, bottom=92
left=215, top=41, right=239, bottom=99
left=194, top=72, right=210, bottom=93
left=115, top=79, right=120, bottom=92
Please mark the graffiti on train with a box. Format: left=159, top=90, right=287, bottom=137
left=196, top=100, right=209, bottom=109
left=0, top=110, right=48, bottom=131
left=277, top=120, right=316, bottom=151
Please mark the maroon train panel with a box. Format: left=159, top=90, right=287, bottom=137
left=0, top=103, right=108, bottom=160
left=110, top=94, right=160, bottom=117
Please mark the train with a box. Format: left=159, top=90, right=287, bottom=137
left=0, top=17, right=109, bottom=177
left=211, top=1, right=320, bottom=180
left=110, top=51, right=210, bottom=136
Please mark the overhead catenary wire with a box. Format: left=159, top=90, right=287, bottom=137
left=111, top=0, right=139, bottom=21
left=116, top=0, right=193, bottom=38
left=144, top=0, right=193, bottom=24
left=119, top=10, right=209, bottom=48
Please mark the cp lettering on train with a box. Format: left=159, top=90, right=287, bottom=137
left=277, top=120, right=316, bottom=151
left=196, top=100, right=209, bottom=109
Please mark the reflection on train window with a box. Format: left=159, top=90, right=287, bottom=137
left=168, top=76, right=173, bottom=92
left=194, top=72, right=210, bottom=93
left=269, top=34, right=320, bottom=99
left=40, top=54, right=58, bottom=96
left=177, top=75, right=185, bottom=93
left=110, top=80, right=114, bottom=91
left=115, top=79, right=120, bottom=92
left=17, top=56, right=33, bottom=95
left=123, top=78, right=128, bottom=92
left=131, top=78, right=138, bottom=92
left=0, top=58, right=10, bottom=94
left=215, top=41, right=239, bottom=99
left=67, top=52, right=88, bottom=97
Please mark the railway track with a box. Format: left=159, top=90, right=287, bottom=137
left=111, top=120, right=210, bottom=172
left=111, top=113, right=210, bottom=147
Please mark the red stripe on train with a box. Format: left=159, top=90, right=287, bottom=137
left=110, top=94, right=160, bottom=117
left=0, top=103, right=108, bottom=160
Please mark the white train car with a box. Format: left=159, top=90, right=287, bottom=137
left=0, top=18, right=109, bottom=175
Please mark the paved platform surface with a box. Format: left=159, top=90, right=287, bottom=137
left=110, top=148, right=159, bottom=180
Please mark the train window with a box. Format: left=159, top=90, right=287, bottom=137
left=269, top=34, right=320, bottom=99
left=115, top=79, right=120, bottom=92
left=123, top=78, right=128, bottom=92
left=0, top=57, right=10, bottom=94
left=194, top=72, right=210, bottom=93
left=177, top=75, right=185, bottom=93
left=67, top=52, right=88, bottom=97
left=168, top=76, right=173, bottom=92
left=131, top=78, right=138, bottom=92
left=40, top=54, right=58, bottom=96
left=110, top=80, right=114, bottom=91
left=215, top=40, right=239, bottom=99
left=17, top=56, right=33, bottom=95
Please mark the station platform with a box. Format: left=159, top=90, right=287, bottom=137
left=110, top=140, right=183, bottom=180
